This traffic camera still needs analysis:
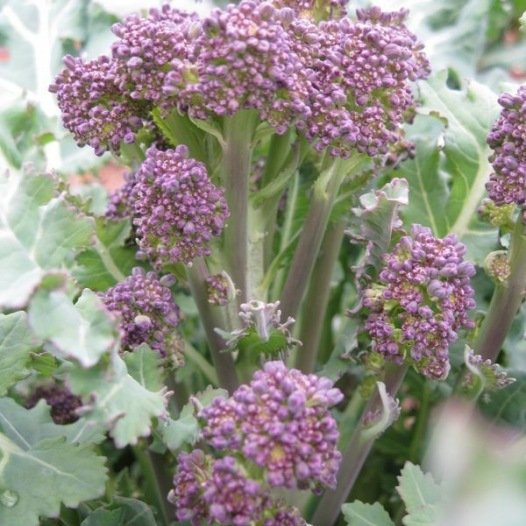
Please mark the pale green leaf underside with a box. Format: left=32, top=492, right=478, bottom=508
left=69, top=355, right=168, bottom=448
left=397, top=462, right=444, bottom=526
left=0, top=398, right=107, bottom=526
left=0, top=170, right=93, bottom=309
left=0, top=312, right=39, bottom=395
left=28, top=288, right=119, bottom=368
left=342, top=501, right=395, bottom=526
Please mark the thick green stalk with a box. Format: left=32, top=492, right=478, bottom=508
left=221, top=110, right=258, bottom=303
left=310, top=365, right=407, bottom=526
left=186, top=259, right=238, bottom=394
left=133, top=446, right=171, bottom=526
left=295, top=221, right=346, bottom=372
left=473, top=218, right=526, bottom=361
left=279, top=154, right=364, bottom=322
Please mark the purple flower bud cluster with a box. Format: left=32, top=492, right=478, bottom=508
left=129, top=145, right=229, bottom=266
left=486, top=87, right=526, bottom=205
left=49, top=55, right=145, bottom=155
left=169, top=449, right=306, bottom=526
left=293, top=7, right=430, bottom=157
left=200, top=360, right=343, bottom=492
left=51, top=2, right=429, bottom=158
left=206, top=273, right=231, bottom=306
left=111, top=6, right=198, bottom=103
left=27, top=384, right=82, bottom=425
left=364, top=225, right=476, bottom=380
left=165, top=1, right=310, bottom=134
left=101, top=267, right=182, bottom=360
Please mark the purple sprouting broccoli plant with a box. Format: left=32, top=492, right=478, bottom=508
left=101, top=267, right=182, bottom=362
left=486, top=86, right=526, bottom=206
left=363, top=225, right=476, bottom=380
left=26, top=384, right=83, bottom=425
left=20, top=0, right=523, bottom=525
left=129, top=145, right=229, bottom=267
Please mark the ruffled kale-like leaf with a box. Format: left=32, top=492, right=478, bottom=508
left=80, top=497, right=157, bottom=526
left=0, top=312, right=39, bottom=395
left=68, top=354, right=169, bottom=448
left=348, top=178, right=408, bottom=283
left=396, top=462, right=444, bottom=526
left=124, top=344, right=163, bottom=391
left=0, top=398, right=107, bottom=526
left=399, top=72, right=500, bottom=263
left=28, top=287, right=120, bottom=368
left=342, top=501, right=395, bottom=526
left=0, top=170, right=93, bottom=309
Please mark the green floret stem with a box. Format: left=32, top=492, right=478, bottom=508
left=221, top=110, right=258, bottom=304
left=310, top=364, right=407, bottom=526
left=473, top=216, right=526, bottom=362
left=186, top=258, right=238, bottom=394
left=295, top=221, right=346, bottom=373
left=279, top=153, right=366, bottom=323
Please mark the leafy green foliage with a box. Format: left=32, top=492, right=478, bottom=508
left=398, top=72, right=500, bottom=262
left=28, top=287, right=120, bottom=368
left=0, top=169, right=93, bottom=309
left=68, top=354, right=168, bottom=448
left=342, top=501, right=395, bottom=526
left=0, top=398, right=107, bottom=526
left=80, top=497, right=157, bottom=526
left=396, top=462, right=444, bottom=526
left=0, top=312, right=38, bottom=395
left=74, top=218, right=138, bottom=291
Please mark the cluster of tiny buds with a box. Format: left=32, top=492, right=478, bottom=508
left=51, top=1, right=429, bottom=159
left=484, top=250, right=510, bottom=284
left=205, top=272, right=236, bottom=306
left=26, top=384, right=82, bottom=425
left=486, top=86, right=526, bottom=206
left=463, top=346, right=516, bottom=392
left=101, top=267, right=183, bottom=363
left=129, top=145, right=229, bottom=266
left=364, top=224, right=476, bottom=380
left=169, top=449, right=306, bottom=525
left=170, top=361, right=341, bottom=524
left=199, top=360, right=342, bottom=492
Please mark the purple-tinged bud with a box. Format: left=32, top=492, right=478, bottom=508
left=486, top=86, right=526, bottom=205
left=130, top=145, right=229, bottom=266
left=26, top=384, right=82, bottom=425
left=364, top=225, right=476, bottom=380
left=200, top=361, right=342, bottom=491
left=101, top=267, right=182, bottom=362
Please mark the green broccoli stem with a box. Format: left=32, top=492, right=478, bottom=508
left=132, top=445, right=172, bottom=526
left=279, top=153, right=365, bottom=322
left=186, top=259, right=238, bottom=394
left=295, top=221, right=346, bottom=373
left=221, top=110, right=258, bottom=303
left=473, top=217, right=526, bottom=362
left=310, top=364, right=407, bottom=526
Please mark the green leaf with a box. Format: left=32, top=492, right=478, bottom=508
left=124, top=345, right=163, bottom=392
left=399, top=73, right=500, bottom=262
left=28, top=287, right=119, bottom=368
left=0, top=312, right=39, bottom=395
left=0, top=170, right=93, bottom=309
left=342, top=501, right=395, bottom=526
left=397, top=462, right=443, bottom=526
left=0, top=398, right=107, bottom=526
left=157, top=386, right=227, bottom=451
left=68, top=354, right=168, bottom=448
left=80, top=497, right=157, bottom=526
left=349, top=178, right=408, bottom=280
left=74, top=218, right=137, bottom=291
